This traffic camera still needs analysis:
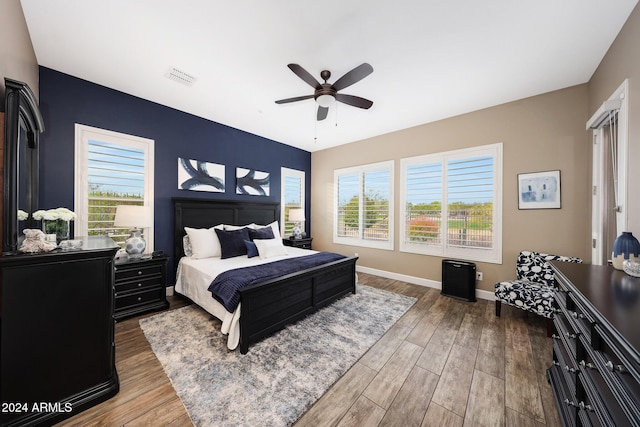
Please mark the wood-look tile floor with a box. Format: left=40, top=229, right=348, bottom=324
left=56, top=272, right=561, bottom=426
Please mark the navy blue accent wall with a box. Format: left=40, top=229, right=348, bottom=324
left=38, top=67, right=311, bottom=279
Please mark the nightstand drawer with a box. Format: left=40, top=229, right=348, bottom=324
left=115, top=264, right=163, bottom=282
left=115, top=287, right=163, bottom=310
left=115, top=276, right=162, bottom=294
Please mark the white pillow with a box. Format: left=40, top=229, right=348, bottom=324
left=184, top=225, right=223, bottom=259
left=253, top=238, right=288, bottom=259
left=254, top=221, right=282, bottom=240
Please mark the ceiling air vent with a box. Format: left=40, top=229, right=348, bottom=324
left=165, top=67, right=197, bottom=87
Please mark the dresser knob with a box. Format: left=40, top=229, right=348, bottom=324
left=137, top=296, right=142, bottom=302
left=605, top=360, right=627, bottom=374
left=564, top=365, right=577, bottom=373
left=551, top=334, right=561, bottom=340
left=571, top=311, right=585, bottom=320
left=564, top=398, right=577, bottom=407
left=579, top=360, right=595, bottom=370
left=137, top=271, right=143, bottom=275
left=578, top=401, right=594, bottom=412
left=564, top=331, right=577, bottom=339
left=138, top=283, right=142, bottom=287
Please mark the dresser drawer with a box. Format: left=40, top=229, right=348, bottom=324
left=114, top=276, right=162, bottom=294
left=553, top=341, right=577, bottom=397
left=115, top=263, right=163, bottom=282
left=592, top=324, right=640, bottom=424
left=555, top=311, right=581, bottom=359
left=115, top=287, right=163, bottom=310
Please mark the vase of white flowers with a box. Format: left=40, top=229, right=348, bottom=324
left=33, top=207, right=77, bottom=244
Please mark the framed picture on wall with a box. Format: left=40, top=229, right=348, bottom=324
left=518, top=170, right=561, bottom=209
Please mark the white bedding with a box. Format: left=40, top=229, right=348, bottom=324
left=175, top=246, right=316, bottom=350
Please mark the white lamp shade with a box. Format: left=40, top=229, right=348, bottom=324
left=288, top=208, right=305, bottom=222
left=114, top=205, right=152, bottom=228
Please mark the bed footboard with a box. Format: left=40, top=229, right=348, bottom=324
left=237, top=256, right=358, bottom=354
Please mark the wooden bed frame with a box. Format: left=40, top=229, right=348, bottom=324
left=173, top=197, right=358, bottom=354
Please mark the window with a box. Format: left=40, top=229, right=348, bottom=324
left=280, top=167, right=305, bottom=238
left=400, top=143, right=502, bottom=263
left=334, top=161, right=394, bottom=250
left=74, top=124, right=155, bottom=249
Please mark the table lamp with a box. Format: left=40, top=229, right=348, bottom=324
left=288, top=208, right=305, bottom=239
left=114, top=205, right=152, bottom=257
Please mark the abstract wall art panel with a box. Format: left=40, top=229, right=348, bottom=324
left=236, top=168, right=270, bottom=196
left=178, top=157, right=225, bottom=193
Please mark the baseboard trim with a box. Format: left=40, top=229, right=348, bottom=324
left=356, top=265, right=495, bottom=301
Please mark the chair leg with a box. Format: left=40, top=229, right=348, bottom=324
left=546, top=318, right=554, bottom=337
left=495, top=300, right=502, bottom=317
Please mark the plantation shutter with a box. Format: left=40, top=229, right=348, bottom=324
left=404, top=161, right=443, bottom=246
left=446, top=155, right=494, bottom=249
left=363, top=168, right=390, bottom=241
left=282, top=171, right=304, bottom=237
left=87, top=140, right=146, bottom=245
left=336, top=173, right=360, bottom=238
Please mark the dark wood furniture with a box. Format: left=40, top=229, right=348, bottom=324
left=549, top=262, right=640, bottom=426
left=173, top=198, right=357, bottom=354
left=114, top=255, right=169, bottom=320
left=283, top=236, right=313, bottom=249
left=0, top=236, right=119, bottom=426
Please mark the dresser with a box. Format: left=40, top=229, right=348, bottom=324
left=549, top=262, right=640, bottom=427
left=0, top=236, right=119, bottom=426
left=114, top=255, right=169, bottom=320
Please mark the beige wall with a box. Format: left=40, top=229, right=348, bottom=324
left=0, top=0, right=39, bottom=101
left=311, top=84, right=590, bottom=292
left=588, top=2, right=640, bottom=237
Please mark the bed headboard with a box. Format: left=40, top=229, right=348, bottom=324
left=173, top=197, right=279, bottom=271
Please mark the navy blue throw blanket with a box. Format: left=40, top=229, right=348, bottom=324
left=207, top=252, right=347, bottom=312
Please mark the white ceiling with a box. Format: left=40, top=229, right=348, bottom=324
left=21, top=0, right=638, bottom=152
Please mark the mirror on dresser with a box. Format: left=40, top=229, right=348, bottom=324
left=2, top=77, right=45, bottom=254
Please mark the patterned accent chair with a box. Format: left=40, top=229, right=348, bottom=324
left=495, top=251, right=583, bottom=336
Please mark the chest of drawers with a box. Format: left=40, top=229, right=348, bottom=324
left=114, top=255, right=169, bottom=320
left=549, top=262, right=640, bottom=427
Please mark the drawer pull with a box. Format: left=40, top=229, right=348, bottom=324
left=564, top=398, right=577, bottom=407
left=571, top=311, right=585, bottom=320
left=551, top=334, right=561, bottom=340
left=605, top=360, right=627, bottom=374
left=564, top=365, right=577, bottom=373
left=137, top=296, right=142, bottom=302
left=579, top=360, right=596, bottom=370
left=564, top=331, right=578, bottom=339
left=552, top=360, right=561, bottom=367
left=138, top=271, right=143, bottom=275
left=578, top=401, right=594, bottom=412
left=138, top=283, right=142, bottom=287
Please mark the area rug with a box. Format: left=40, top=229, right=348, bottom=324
left=139, top=284, right=416, bottom=427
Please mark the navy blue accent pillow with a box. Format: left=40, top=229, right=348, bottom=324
left=215, top=227, right=250, bottom=259
left=248, top=226, right=274, bottom=241
left=244, top=240, right=259, bottom=258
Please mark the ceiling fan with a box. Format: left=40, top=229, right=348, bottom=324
left=275, top=63, right=374, bottom=121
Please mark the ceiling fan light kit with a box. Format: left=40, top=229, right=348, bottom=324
left=275, top=63, right=374, bottom=121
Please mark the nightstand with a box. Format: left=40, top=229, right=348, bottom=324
left=283, top=237, right=313, bottom=250
left=113, top=255, right=169, bottom=320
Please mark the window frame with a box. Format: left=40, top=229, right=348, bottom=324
left=399, top=143, right=502, bottom=264
left=74, top=124, right=155, bottom=251
left=280, top=167, right=306, bottom=238
left=333, top=160, right=394, bottom=250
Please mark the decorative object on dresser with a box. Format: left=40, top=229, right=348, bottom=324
left=0, top=236, right=119, bottom=426
left=283, top=236, right=313, bottom=249
left=18, top=228, right=57, bottom=253
left=32, top=206, right=77, bottom=244
left=611, top=231, right=640, bottom=270
left=288, top=207, right=305, bottom=239
left=113, top=204, right=152, bottom=257
left=549, top=261, right=640, bottom=426
left=114, top=254, right=169, bottom=320
left=494, top=251, right=582, bottom=336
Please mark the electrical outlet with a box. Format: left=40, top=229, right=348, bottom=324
left=476, top=272, right=483, bottom=281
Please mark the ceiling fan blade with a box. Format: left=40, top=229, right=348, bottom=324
left=275, top=94, right=315, bottom=104
left=335, top=93, right=373, bottom=109
left=288, top=64, right=321, bottom=89
left=331, top=63, right=373, bottom=91
left=317, top=106, right=329, bottom=121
